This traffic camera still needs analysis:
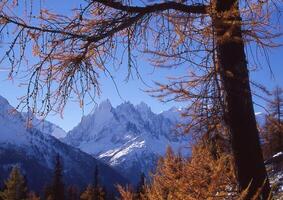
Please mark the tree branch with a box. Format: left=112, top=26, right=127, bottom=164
left=0, top=15, right=88, bottom=39
left=91, top=0, right=208, bottom=14
left=87, top=13, right=144, bottom=43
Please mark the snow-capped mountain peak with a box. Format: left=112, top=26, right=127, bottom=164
left=64, top=100, right=190, bottom=184
left=98, top=99, right=112, bottom=111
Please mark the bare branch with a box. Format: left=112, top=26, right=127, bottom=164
left=91, top=0, right=208, bottom=14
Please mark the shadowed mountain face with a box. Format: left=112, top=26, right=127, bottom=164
left=64, top=100, right=191, bottom=184
left=0, top=96, right=127, bottom=193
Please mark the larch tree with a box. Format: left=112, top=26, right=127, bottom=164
left=147, top=145, right=237, bottom=200
left=263, top=86, right=283, bottom=157
left=119, top=144, right=238, bottom=200
left=80, top=185, right=105, bottom=200
left=270, top=87, right=283, bottom=125
left=0, top=167, right=28, bottom=200
left=80, top=185, right=95, bottom=200
left=0, top=0, right=282, bottom=198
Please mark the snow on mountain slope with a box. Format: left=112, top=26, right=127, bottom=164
left=22, top=112, right=67, bottom=139
left=64, top=100, right=191, bottom=184
left=0, top=96, right=38, bottom=142
left=0, top=96, right=127, bottom=193
left=255, top=112, right=266, bottom=127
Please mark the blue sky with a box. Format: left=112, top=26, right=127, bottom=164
left=0, top=0, right=282, bottom=131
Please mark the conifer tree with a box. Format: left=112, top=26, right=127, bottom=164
left=80, top=166, right=105, bottom=200
left=27, top=192, right=40, bottom=200
left=93, top=166, right=106, bottom=200
left=45, top=155, right=65, bottom=200
left=93, top=166, right=99, bottom=189
left=80, top=185, right=95, bottom=200
left=80, top=186, right=105, bottom=200
left=66, top=186, right=78, bottom=200
left=135, top=172, right=146, bottom=199
left=142, top=145, right=237, bottom=200
left=0, top=167, right=28, bottom=200
left=270, top=87, right=283, bottom=124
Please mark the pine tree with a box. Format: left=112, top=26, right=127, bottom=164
left=66, top=186, right=78, bottom=200
left=27, top=192, right=40, bottom=200
left=0, top=167, right=28, bottom=200
left=80, top=166, right=105, bottom=200
left=93, top=166, right=105, bottom=200
left=93, top=166, right=99, bottom=189
left=135, top=173, right=146, bottom=199
left=45, top=154, right=65, bottom=200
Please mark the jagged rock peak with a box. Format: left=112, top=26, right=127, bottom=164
left=98, top=99, right=112, bottom=110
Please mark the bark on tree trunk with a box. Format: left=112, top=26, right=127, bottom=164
left=213, top=0, right=270, bottom=199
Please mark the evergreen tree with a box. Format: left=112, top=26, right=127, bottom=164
left=93, top=166, right=105, bottom=200
left=270, top=87, right=283, bottom=123
left=135, top=173, right=146, bottom=200
left=93, top=166, right=99, bottom=189
left=80, top=166, right=105, bottom=200
left=45, top=154, right=65, bottom=200
left=0, top=167, right=28, bottom=200
left=66, top=186, right=78, bottom=200
left=27, top=192, right=40, bottom=200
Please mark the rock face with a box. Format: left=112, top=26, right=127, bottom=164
left=0, top=96, right=127, bottom=193
left=64, top=100, right=191, bottom=184
left=22, top=112, right=67, bottom=139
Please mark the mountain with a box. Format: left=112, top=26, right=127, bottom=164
left=0, top=96, right=127, bottom=193
left=255, top=112, right=266, bottom=127
left=22, top=112, right=67, bottom=139
left=63, top=100, right=191, bottom=184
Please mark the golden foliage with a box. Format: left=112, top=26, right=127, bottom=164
left=146, top=144, right=237, bottom=200
left=119, top=142, right=278, bottom=200
left=117, top=185, right=135, bottom=200
left=119, top=141, right=238, bottom=200
left=80, top=184, right=105, bottom=200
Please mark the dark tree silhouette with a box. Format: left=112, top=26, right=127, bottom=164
left=80, top=165, right=105, bottom=200
left=45, top=155, right=65, bottom=200
left=135, top=173, right=146, bottom=200
left=66, top=185, right=79, bottom=200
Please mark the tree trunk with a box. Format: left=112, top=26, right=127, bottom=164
left=213, top=0, right=270, bottom=198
